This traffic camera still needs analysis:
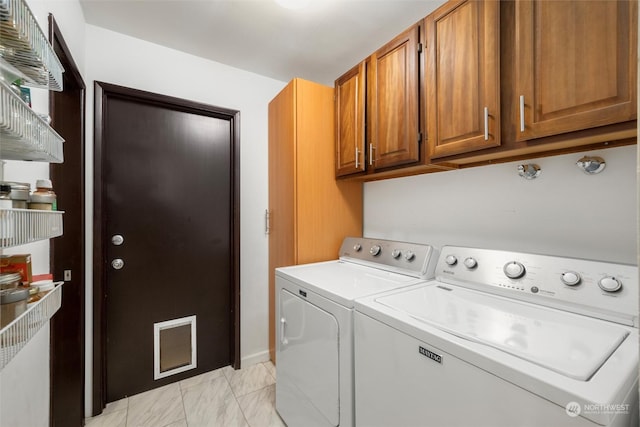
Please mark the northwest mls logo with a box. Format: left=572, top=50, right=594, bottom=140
left=566, top=402, right=581, bottom=418
left=566, top=401, right=631, bottom=418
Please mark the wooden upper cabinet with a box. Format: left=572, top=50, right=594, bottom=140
left=426, top=0, right=500, bottom=159
left=335, top=62, right=366, bottom=177
left=514, top=0, right=637, bottom=141
left=368, top=24, right=421, bottom=170
left=333, top=0, right=637, bottom=177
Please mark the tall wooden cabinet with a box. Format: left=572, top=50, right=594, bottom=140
left=512, top=0, right=637, bottom=142
left=268, top=78, right=363, bottom=361
left=425, top=0, right=500, bottom=158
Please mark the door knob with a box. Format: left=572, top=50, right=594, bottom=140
left=111, top=258, right=125, bottom=270
left=111, top=234, right=124, bottom=245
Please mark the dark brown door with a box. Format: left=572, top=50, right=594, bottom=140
left=48, top=15, right=86, bottom=427
left=95, top=83, right=239, bottom=403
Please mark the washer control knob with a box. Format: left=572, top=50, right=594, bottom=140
left=503, top=261, right=526, bottom=279
left=598, top=276, right=622, bottom=293
left=353, top=244, right=362, bottom=252
left=463, top=257, right=478, bottom=269
left=369, top=245, right=382, bottom=256
left=391, top=249, right=402, bottom=259
left=444, top=255, right=457, bottom=266
left=404, top=250, right=415, bottom=261
left=561, top=271, right=581, bottom=286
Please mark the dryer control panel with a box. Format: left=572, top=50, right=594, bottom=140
left=436, top=246, right=638, bottom=327
left=339, top=237, right=438, bottom=280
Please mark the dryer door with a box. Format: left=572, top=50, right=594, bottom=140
left=277, top=288, right=339, bottom=427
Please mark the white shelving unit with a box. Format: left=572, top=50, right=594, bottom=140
left=0, top=283, right=62, bottom=370
left=0, top=0, right=66, bottom=162
left=0, top=80, right=65, bottom=162
left=0, top=0, right=64, bottom=90
left=0, top=208, right=63, bottom=248
left=0, top=0, right=65, bottom=370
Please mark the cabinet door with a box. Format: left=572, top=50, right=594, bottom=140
left=426, top=0, right=500, bottom=159
left=335, top=62, right=366, bottom=177
left=368, top=24, right=420, bottom=170
left=268, top=81, right=296, bottom=361
left=277, top=288, right=340, bottom=427
left=514, top=0, right=637, bottom=141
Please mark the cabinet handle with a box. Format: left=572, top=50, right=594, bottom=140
left=519, top=95, right=525, bottom=133
left=369, top=144, right=375, bottom=166
left=355, top=146, right=360, bottom=169
left=280, top=317, right=288, bottom=345
left=484, top=107, right=489, bottom=141
left=265, top=209, right=271, bottom=235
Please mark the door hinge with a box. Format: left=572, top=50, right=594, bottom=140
left=418, top=42, right=423, bottom=54
left=418, top=131, right=423, bottom=144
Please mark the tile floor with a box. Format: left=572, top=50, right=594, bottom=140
left=85, top=361, right=285, bottom=427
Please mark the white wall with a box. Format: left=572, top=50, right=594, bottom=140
left=83, top=24, right=286, bottom=413
left=0, top=326, right=50, bottom=427
left=364, top=145, right=638, bottom=265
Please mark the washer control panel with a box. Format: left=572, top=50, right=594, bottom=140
left=339, top=237, right=438, bottom=279
left=436, top=246, right=638, bottom=326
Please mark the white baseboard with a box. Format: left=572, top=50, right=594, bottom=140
left=241, top=350, right=270, bottom=367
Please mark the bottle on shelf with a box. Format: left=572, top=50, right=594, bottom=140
left=28, top=179, right=57, bottom=211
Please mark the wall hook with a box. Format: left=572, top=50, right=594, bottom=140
left=517, top=163, right=541, bottom=180
left=576, top=156, right=605, bottom=175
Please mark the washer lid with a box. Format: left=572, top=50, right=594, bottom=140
left=276, top=261, right=422, bottom=307
left=375, top=284, right=629, bottom=381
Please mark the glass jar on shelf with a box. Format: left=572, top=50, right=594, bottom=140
left=28, top=179, right=56, bottom=211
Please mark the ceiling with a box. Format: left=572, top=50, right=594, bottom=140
left=79, top=0, right=445, bottom=86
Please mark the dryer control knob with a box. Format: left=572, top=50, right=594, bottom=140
left=463, top=257, right=478, bottom=269
left=370, top=245, right=382, bottom=256
left=391, top=249, right=402, bottom=259
left=353, top=243, right=362, bottom=252
left=503, top=261, right=526, bottom=279
left=404, top=250, right=415, bottom=261
left=445, top=255, right=457, bottom=266
left=561, top=271, right=581, bottom=286
left=598, top=276, right=622, bottom=293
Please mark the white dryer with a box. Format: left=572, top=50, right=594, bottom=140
left=275, top=237, right=438, bottom=427
left=355, top=246, right=639, bottom=427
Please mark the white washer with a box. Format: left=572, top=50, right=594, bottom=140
left=275, top=237, right=438, bottom=427
left=355, top=246, right=639, bottom=427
